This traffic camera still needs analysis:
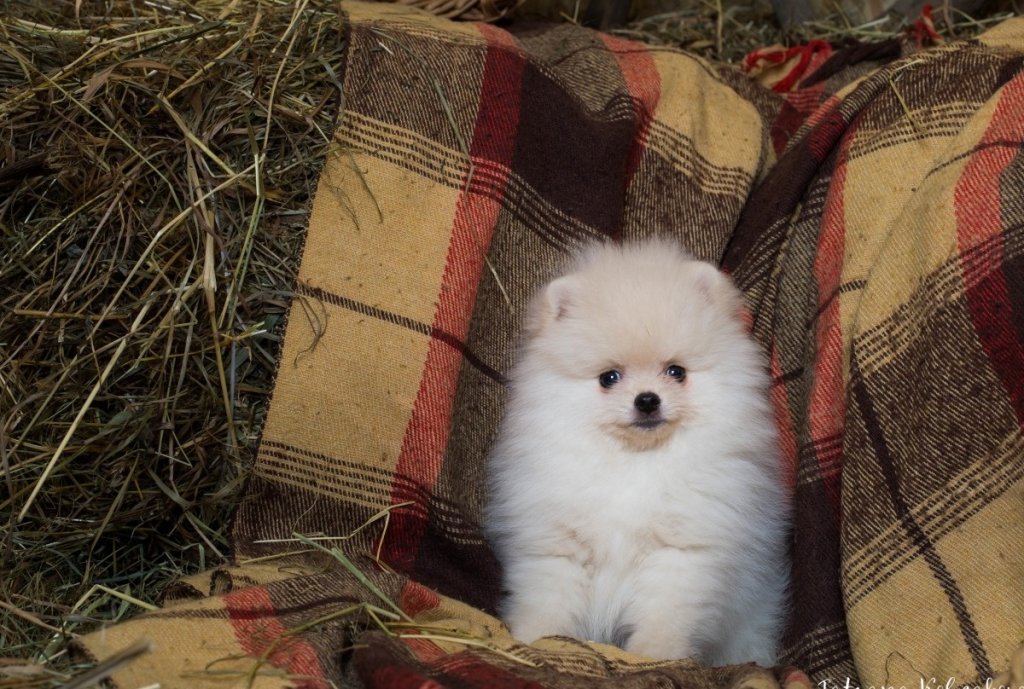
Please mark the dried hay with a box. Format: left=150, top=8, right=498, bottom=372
left=393, top=0, right=525, bottom=21
left=613, top=0, right=1017, bottom=63
left=1, top=0, right=345, bottom=678
left=0, top=0, right=1019, bottom=685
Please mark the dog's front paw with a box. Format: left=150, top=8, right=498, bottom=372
left=503, top=596, right=578, bottom=645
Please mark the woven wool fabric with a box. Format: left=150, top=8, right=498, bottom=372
left=77, top=4, right=1024, bottom=688
left=724, top=19, right=1024, bottom=686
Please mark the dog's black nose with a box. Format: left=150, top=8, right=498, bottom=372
left=634, top=392, right=660, bottom=414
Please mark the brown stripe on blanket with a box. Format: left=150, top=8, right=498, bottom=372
left=503, top=22, right=634, bottom=115
left=499, top=173, right=606, bottom=250
left=344, top=27, right=486, bottom=153
left=783, top=623, right=856, bottom=679
left=251, top=450, right=395, bottom=512
left=338, top=111, right=472, bottom=190
left=645, top=120, right=756, bottom=195
left=258, top=440, right=397, bottom=497
left=622, top=146, right=750, bottom=261
left=848, top=102, right=987, bottom=160
left=865, top=45, right=1024, bottom=125
left=241, top=444, right=497, bottom=542
left=852, top=257, right=971, bottom=370
left=294, top=282, right=505, bottom=384
left=333, top=114, right=606, bottom=251
left=780, top=447, right=850, bottom=674
left=509, top=59, right=637, bottom=237
left=231, top=475, right=381, bottom=557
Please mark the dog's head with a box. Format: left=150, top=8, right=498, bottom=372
left=521, top=240, right=751, bottom=451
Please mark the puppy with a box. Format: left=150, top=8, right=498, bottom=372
left=484, top=239, right=790, bottom=666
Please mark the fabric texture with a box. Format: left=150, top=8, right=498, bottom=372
left=76, top=3, right=1024, bottom=687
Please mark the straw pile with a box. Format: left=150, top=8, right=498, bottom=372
left=0, top=0, right=1017, bottom=685
left=612, top=0, right=1016, bottom=62
left=0, top=0, right=346, bottom=677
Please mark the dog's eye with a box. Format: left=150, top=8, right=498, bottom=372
left=598, top=370, right=621, bottom=388
left=666, top=365, right=686, bottom=381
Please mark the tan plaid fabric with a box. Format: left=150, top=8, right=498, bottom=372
left=77, top=3, right=1024, bottom=687
left=724, top=21, right=1024, bottom=687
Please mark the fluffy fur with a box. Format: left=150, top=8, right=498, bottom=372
left=484, top=239, right=790, bottom=666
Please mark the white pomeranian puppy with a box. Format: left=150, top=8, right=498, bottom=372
left=484, top=239, right=790, bottom=666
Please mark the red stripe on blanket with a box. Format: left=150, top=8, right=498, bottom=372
left=805, top=96, right=846, bottom=162
left=772, top=83, right=829, bottom=155
left=954, top=72, right=1024, bottom=425
left=224, top=586, right=327, bottom=687
left=403, top=636, right=447, bottom=663
left=383, top=24, right=525, bottom=573
left=371, top=665, right=446, bottom=689
left=598, top=34, right=661, bottom=186
left=400, top=580, right=442, bottom=618
left=809, top=127, right=854, bottom=518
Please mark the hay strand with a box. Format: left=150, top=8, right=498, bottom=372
left=58, top=640, right=153, bottom=689
left=17, top=299, right=155, bottom=522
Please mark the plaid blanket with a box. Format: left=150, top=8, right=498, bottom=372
left=77, top=4, right=1024, bottom=688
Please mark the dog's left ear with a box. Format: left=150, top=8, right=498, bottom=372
left=691, top=262, right=744, bottom=314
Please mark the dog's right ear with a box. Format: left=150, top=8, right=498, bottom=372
left=545, top=275, right=577, bottom=322
left=526, top=275, right=577, bottom=334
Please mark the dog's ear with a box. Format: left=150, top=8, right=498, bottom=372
left=690, top=262, right=744, bottom=314
left=545, top=275, right=577, bottom=321
left=526, top=274, right=577, bottom=334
